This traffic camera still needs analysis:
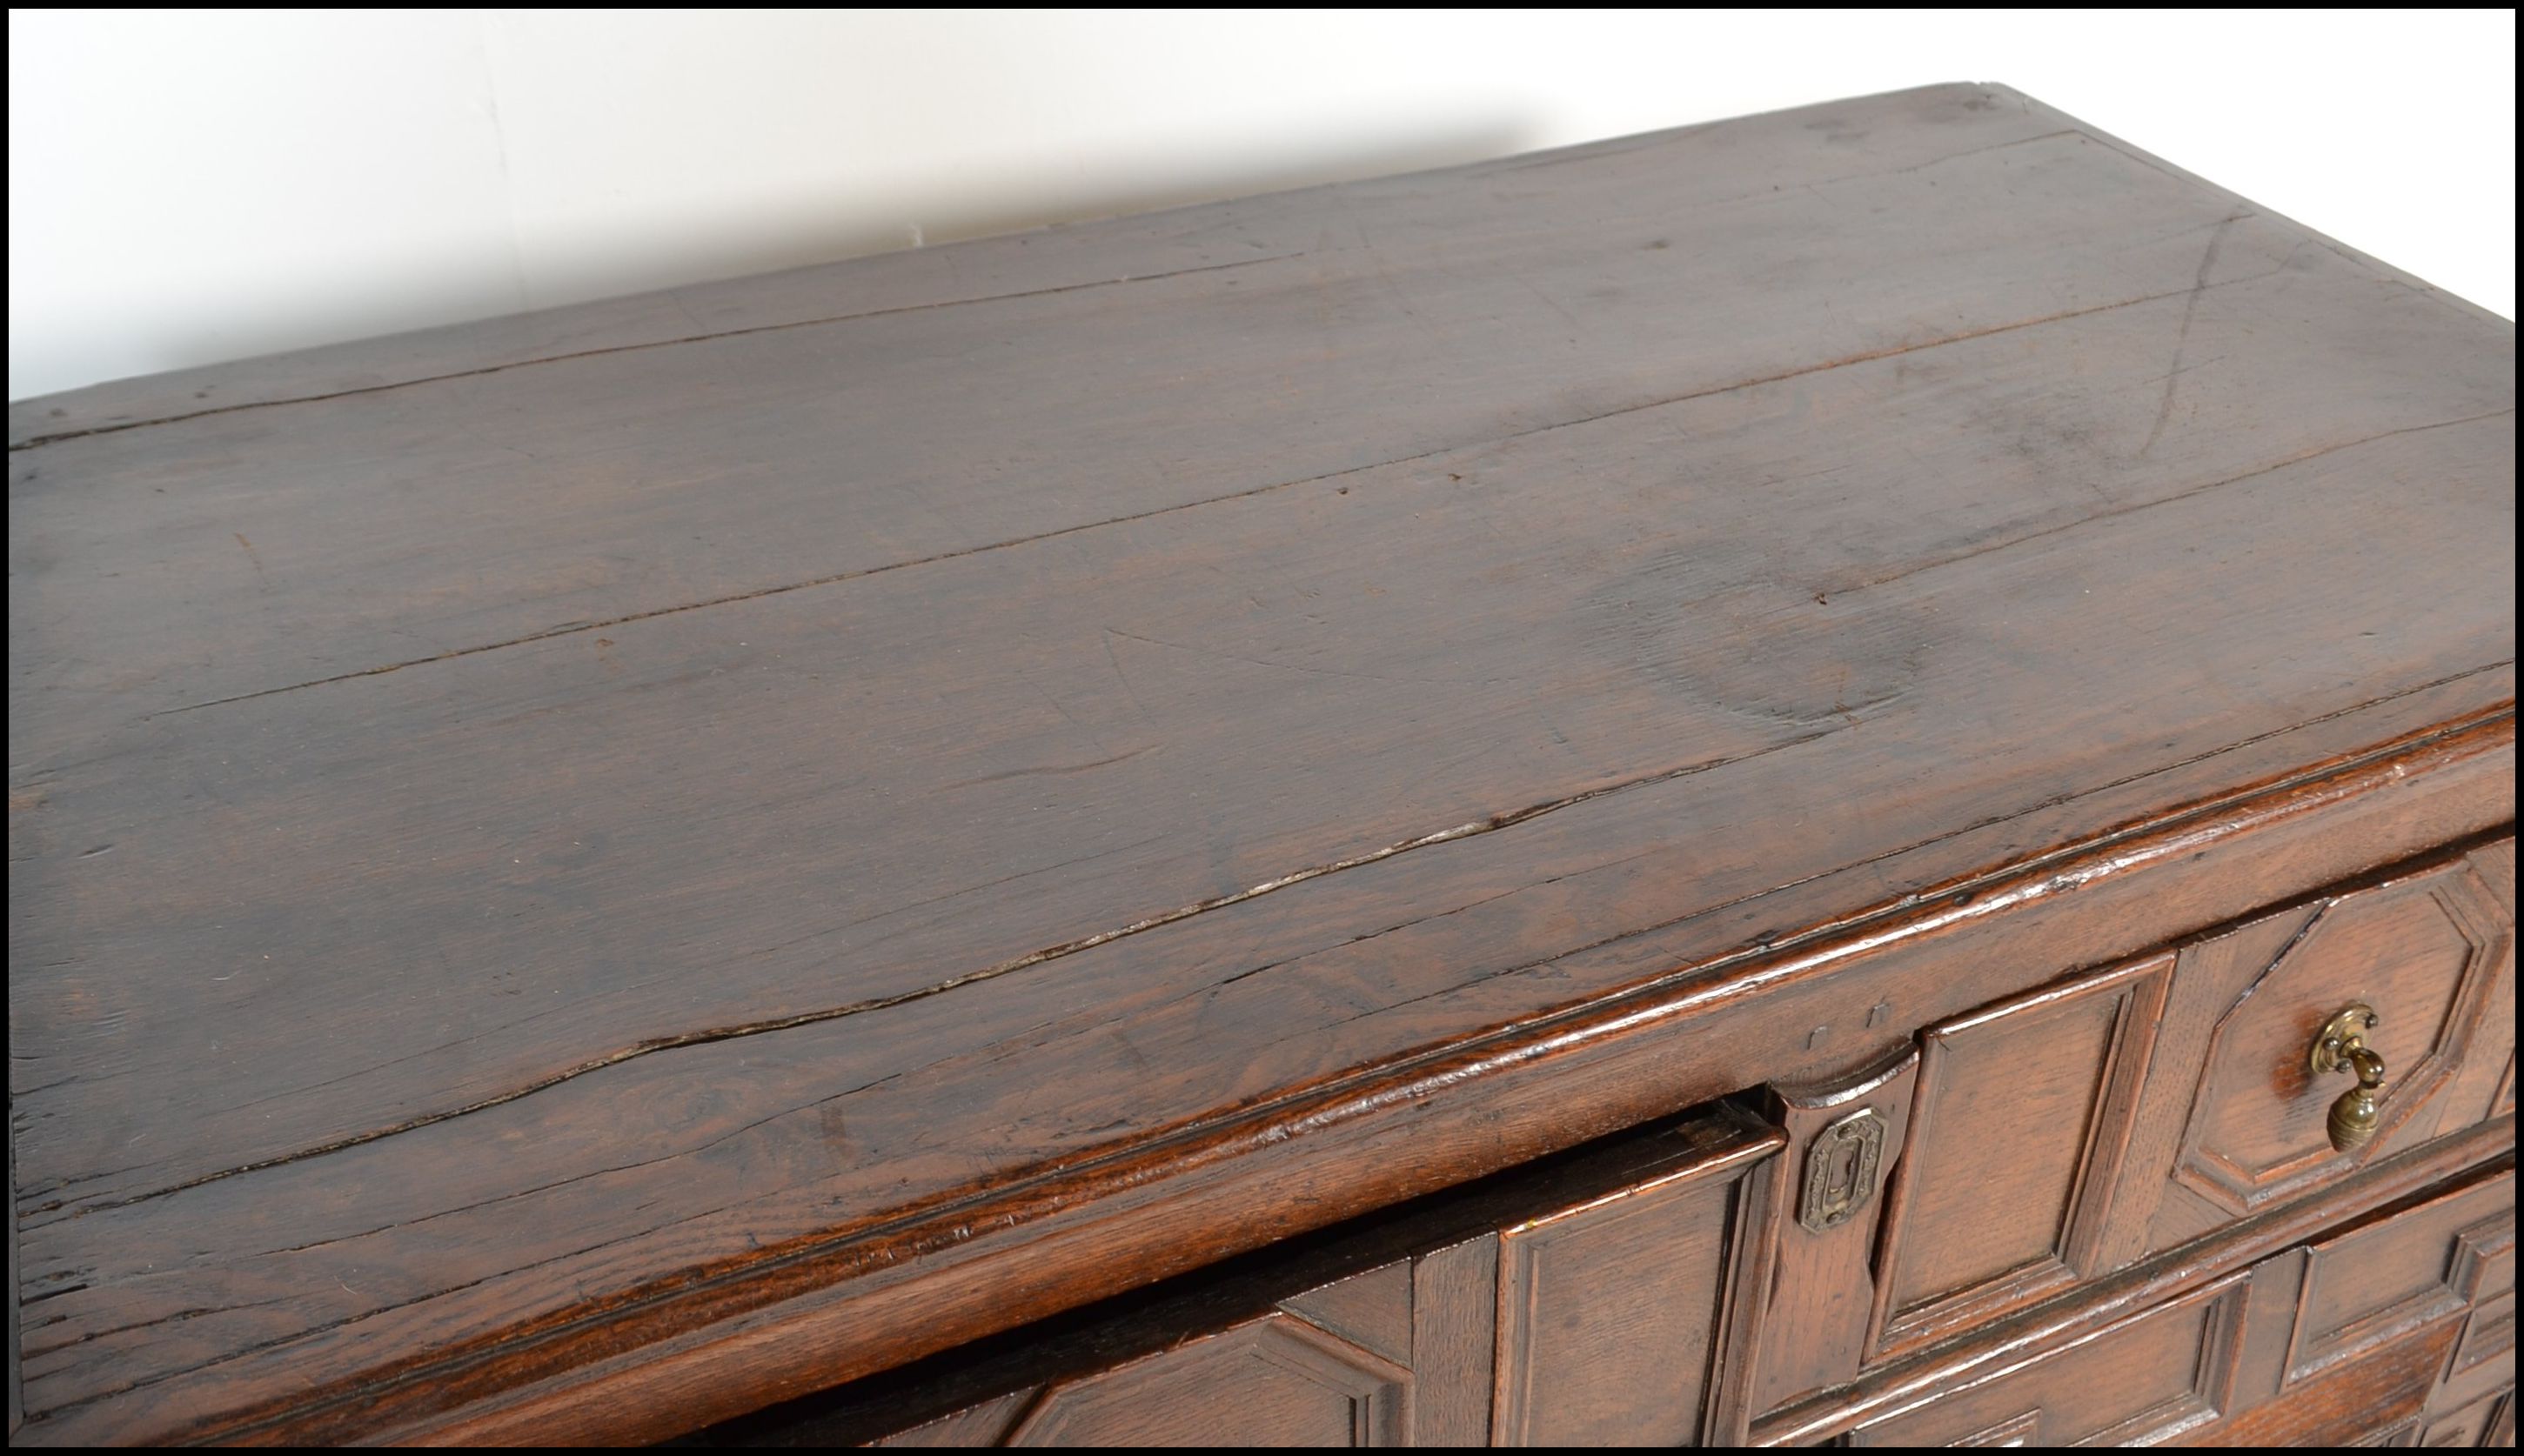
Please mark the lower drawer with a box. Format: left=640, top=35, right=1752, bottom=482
left=1844, top=1273, right=2251, bottom=1446
left=1840, top=1162, right=2516, bottom=1448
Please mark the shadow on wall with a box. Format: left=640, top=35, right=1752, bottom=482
left=137, top=115, right=1543, bottom=391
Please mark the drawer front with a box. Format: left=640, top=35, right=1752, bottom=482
left=706, top=844, right=2514, bottom=1448
left=948, top=1312, right=1414, bottom=1448
left=2186, top=1170, right=2513, bottom=1449
left=842, top=1104, right=1786, bottom=1448
left=1862, top=952, right=2174, bottom=1359
left=1742, top=949, right=2186, bottom=1410
left=1848, top=1165, right=2517, bottom=1448
left=2149, top=842, right=2515, bottom=1251
left=2285, top=1182, right=2513, bottom=1389
left=1748, top=839, right=2514, bottom=1418
left=1846, top=1272, right=2251, bottom=1447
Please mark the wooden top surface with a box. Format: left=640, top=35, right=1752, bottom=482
left=8, top=83, right=2515, bottom=1442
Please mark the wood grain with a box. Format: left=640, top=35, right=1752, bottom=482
left=2418, top=1389, right=2513, bottom=1450
left=1490, top=1117, right=1777, bottom=1446
left=1751, top=1049, right=1920, bottom=1415
left=710, top=1112, right=2518, bottom=1447
left=7, top=81, right=2514, bottom=1443
left=2178, top=865, right=2508, bottom=1216
left=1407, top=1239, right=1498, bottom=1447
left=2146, top=842, right=2518, bottom=1254
left=1755, top=1125, right=2516, bottom=1446
left=1866, top=952, right=2173, bottom=1357
left=2285, top=1176, right=2514, bottom=1386
left=2201, top=1319, right=2460, bottom=1447
left=682, top=1104, right=1775, bottom=1447
left=5, top=86, right=2079, bottom=451
left=1846, top=1271, right=2252, bottom=1446
left=1004, top=1315, right=1414, bottom=1448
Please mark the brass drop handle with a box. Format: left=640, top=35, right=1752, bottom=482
left=2307, top=1003, right=2387, bottom=1152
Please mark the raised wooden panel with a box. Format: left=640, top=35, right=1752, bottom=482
left=2448, top=1212, right=2519, bottom=1380
left=774, top=1105, right=1784, bottom=1448
left=1490, top=1126, right=1779, bottom=1446
left=1845, top=1272, right=2248, bottom=1446
left=2121, top=904, right=2328, bottom=1260
left=2443, top=844, right=2518, bottom=1132
left=1868, top=954, right=2173, bottom=1357
left=2206, top=1316, right=2465, bottom=1447
left=861, top=1248, right=1472, bottom=1448
left=2176, top=864, right=2509, bottom=1217
left=2286, top=1177, right=2513, bottom=1386
left=1005, top=1313, right=1410, bottom=1447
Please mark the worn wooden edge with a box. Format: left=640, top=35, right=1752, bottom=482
left=1492, top=1105, right=1784, bottom=1240
left=2199, top=1317, right=2466, bottom=1447
left=151, top=708, right=2495, bottom=1447
left=1751, top=1119, right=2518, bottom=1446
left=775, top=1117, right=1773, bottom=1446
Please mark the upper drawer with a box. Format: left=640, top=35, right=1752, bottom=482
left=1747, top=838, right=2515, bottom=1417
left=694, top=1101, right=1788, bottom=1447
left=2145, top=840, right=2516, bottom=1251
left=1861, top=951, right=2174, bottom=1361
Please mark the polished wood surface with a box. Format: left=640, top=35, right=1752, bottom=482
left=7, top=81, right=2514, bottom=1443
left=2201, top=1168, right=2516, bottom=1448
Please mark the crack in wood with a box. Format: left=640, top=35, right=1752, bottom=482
left=30, top=731, right=1838, bottom=1221
left=9, top=114, right=2089, bottom=455
left=6, top=252, right=1311, bottom=452
left=2139, top=214, right=2247, bottom=456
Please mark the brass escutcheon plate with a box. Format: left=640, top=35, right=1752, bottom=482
left=1799, top=1106, right=1886, bottom=1232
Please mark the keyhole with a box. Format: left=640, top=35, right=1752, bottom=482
left=1825, top=1138, right=1861, bottom=1197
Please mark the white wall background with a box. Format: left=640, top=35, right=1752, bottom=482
left=9, top=9, right=2514, bottom=403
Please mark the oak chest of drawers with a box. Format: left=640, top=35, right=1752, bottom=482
left=6, top=83, right=2514, bottom=1446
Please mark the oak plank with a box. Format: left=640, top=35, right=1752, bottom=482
left=3, top=84, right=2062, bottom=450
left=6, top=82, right=2514, bottom=1443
